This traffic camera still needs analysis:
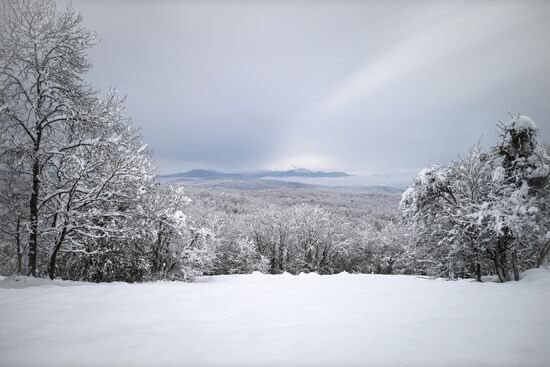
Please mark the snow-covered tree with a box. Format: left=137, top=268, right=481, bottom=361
left=370, top=220, right=408, bottom=274
left=0, top=0, right=98, bottom=275
left=401, top=116, right=550, bottom=281
left=489, top=115, right=550, bottom=279
left=43, top=93, right=154, bottom=279
left=250, top=204, right=349, bottom=274
left=0, top=0, right=156, bottom=279
left=143, top=184, right=218, bottom=281
left=213, top=235, right=269, bottom=275
left=291, top=204, right=349, bottom=273
left=497, top=116, right=549, bottom=189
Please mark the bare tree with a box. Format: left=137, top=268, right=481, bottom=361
left=0, top=0, right=156, bottom=279
left=0, top=0, right=97, bottom=276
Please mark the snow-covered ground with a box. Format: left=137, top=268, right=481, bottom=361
left=1, top=270, right=549, bottom=367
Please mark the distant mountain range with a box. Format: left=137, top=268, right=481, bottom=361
left=159, top=178, right=403, bottom=194
left=159, top=168, right=352, bottom=180
left=157, top=168, right=404, bottom=194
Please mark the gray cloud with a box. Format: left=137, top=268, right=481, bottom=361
left=60, top=0, right=550, bottom=185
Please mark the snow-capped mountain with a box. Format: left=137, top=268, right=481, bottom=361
left=159, top=168, right=352, bottom=180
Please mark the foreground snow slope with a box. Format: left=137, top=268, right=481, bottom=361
left=1, top=270, right=549, bottom=367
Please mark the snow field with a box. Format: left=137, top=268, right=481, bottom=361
left=1, top=269, right=549, bottom=367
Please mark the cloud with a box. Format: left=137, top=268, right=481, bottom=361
left=279, top=1, right=550, bottom=179
left=62, top=0, right=550, bottom=184
left=308, top=2, right=535, bottom=116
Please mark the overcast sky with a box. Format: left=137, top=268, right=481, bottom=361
left=61, top=0, right=550, bottom=186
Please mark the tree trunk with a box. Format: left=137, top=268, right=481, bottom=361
left=28, top=70, right=44, bottom=277
left=16, top=216, right=22, bottom=275
left=536, top=240, right=550, bottom=267
left=27, top=158, right=40, bottom=277
left=475, top=262, right=481, bottom=282
left=47, top=244, right=60, bottom=280
left=48, top=226, right=67, bottom=280
left=270, top=244, right=278, bottom=273
left=494, top=249, right=508, bottom=283
left=278, top=244, right=284, bottom=272
left=511, top=249, right=519, bottom=281
left=494, top=235, right=511, bottom=282
left=494, top=258, right=505, bottom=283
left=152, top=221, right=163, bottom=273
left=387, top=259, right=394, bottom=275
